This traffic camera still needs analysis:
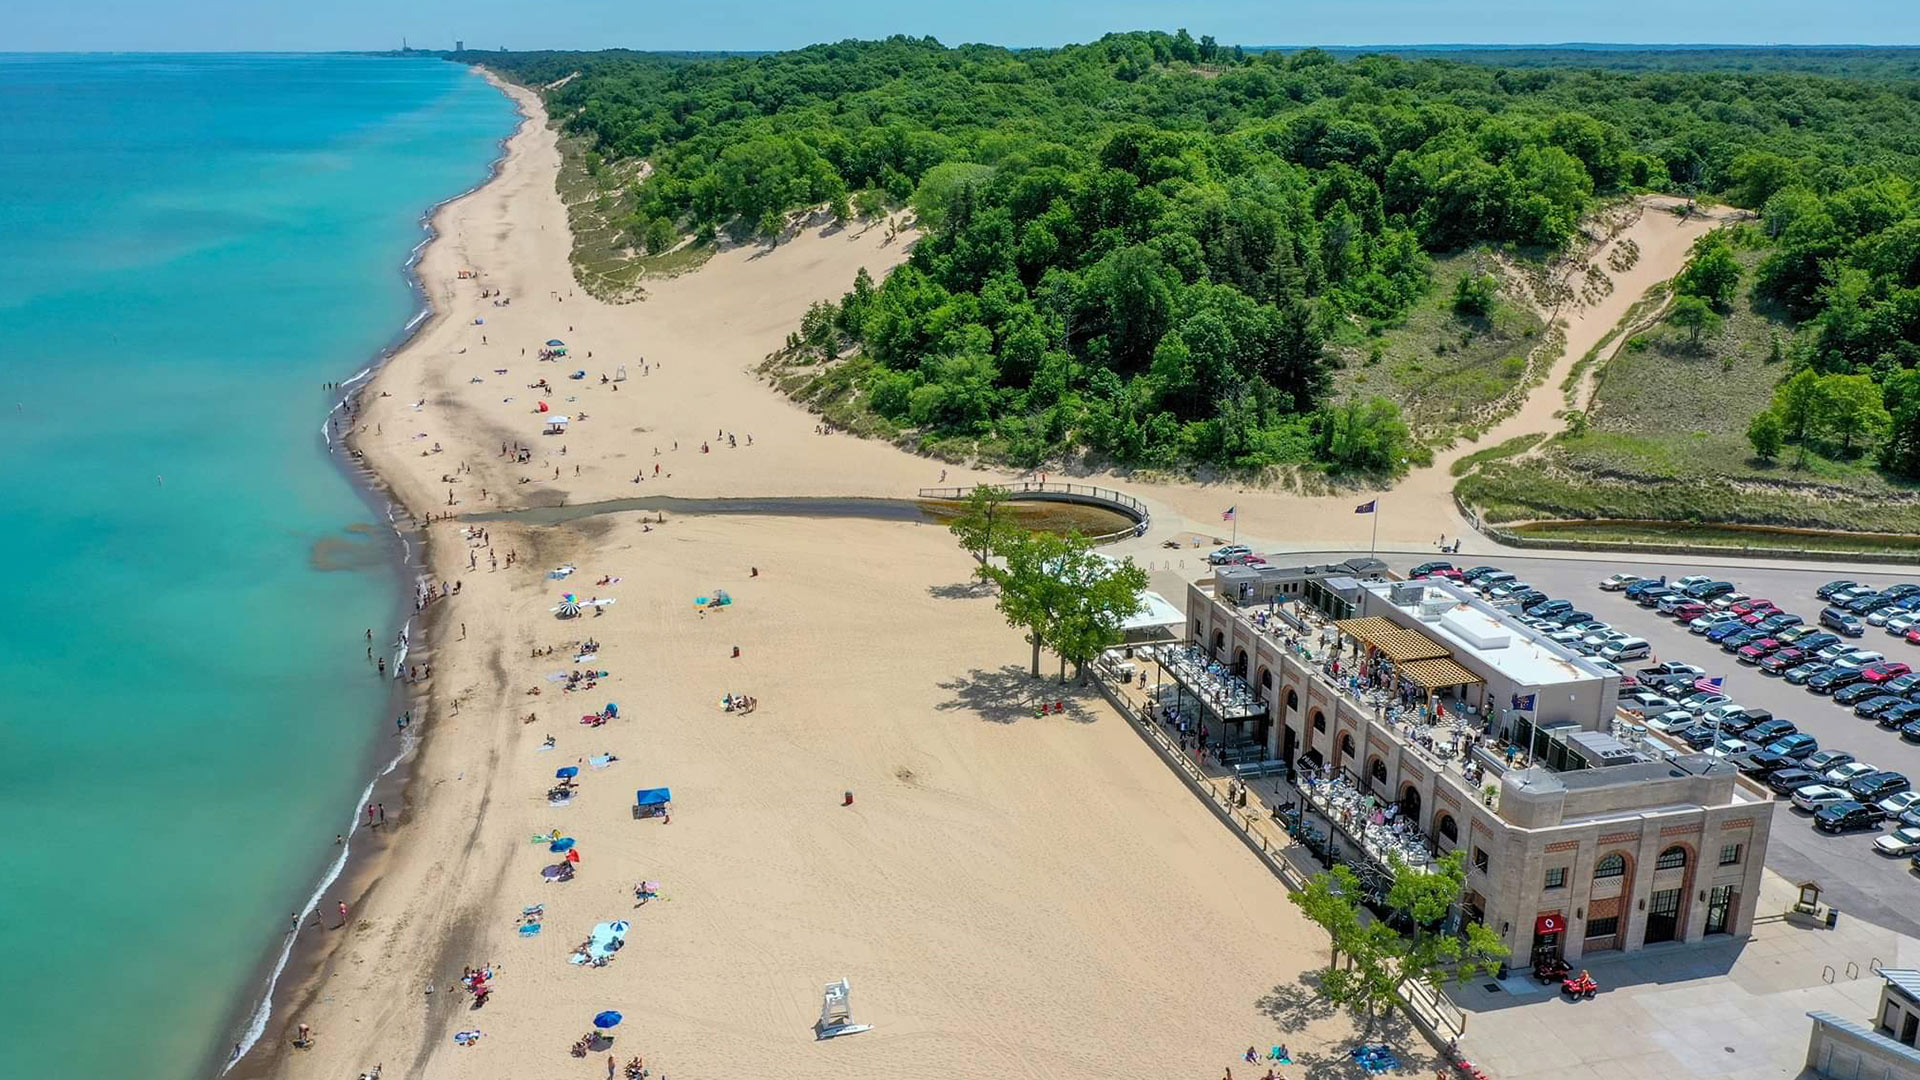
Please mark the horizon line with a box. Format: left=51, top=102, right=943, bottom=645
left=6, top=40, right=1920, bottom=56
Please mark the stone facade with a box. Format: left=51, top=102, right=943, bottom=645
left=1187, top=586, right=1772, bottom=966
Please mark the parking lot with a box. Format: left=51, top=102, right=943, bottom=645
left=1369, top=553, right=1920, bottom=936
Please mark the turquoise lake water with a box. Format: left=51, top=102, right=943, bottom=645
left=0, top=54, right=517, bottom=1079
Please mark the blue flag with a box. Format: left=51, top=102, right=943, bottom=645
left=1354, top=499, right=1377, bottom=514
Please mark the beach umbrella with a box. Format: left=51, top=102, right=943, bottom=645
left=565, top=849, right=581, bottom=863
left=547, top=339, right=566, bottom=347
left=556, top=766, right=580, bottom=779
left=549, top=837, right=575, bottom=852
left=557, top=600, right=581, bottom=618
left=593, top=1011, right=623, bottom=1030
left=537, top=400, right=550, bottom=413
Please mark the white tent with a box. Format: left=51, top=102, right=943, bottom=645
left=1119, top=589, right=1184, bottom=635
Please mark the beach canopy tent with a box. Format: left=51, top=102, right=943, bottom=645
left=635, top=787, right=672, bottom=808
left=545, top=416, right=570, bottom=433
left=1119, top=589, right=1184, bottom=639
left=547, top=339, right=565, bottom=347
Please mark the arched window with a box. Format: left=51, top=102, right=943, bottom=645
left=1595, top=854, right=1626, bottom=879
left=1259, top=667, right=1273, bottom=690
left=1286, top=688, right=1299, bottom=713
left=1369, top=757, right=1388, bottom=785
left=1656, top=846, right=1688, bottom=871
left=1233, top=647, right=1248, bottom=677
left=1312, top=709, right=1326, bottom=733
left=1212, top=629, right=1225, bottom=653
left=1437, top=814, right=1458, bottom=843
left=1339, top=732, right=1355, bottom=759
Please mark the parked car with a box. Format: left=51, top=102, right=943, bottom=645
left=1885, top=612, right=1920, bottom=636
left=1814, top=801, right=1887, bottom=832
left=1736, top=638, right=1784, bottom=663
left=1834, top=682, right=1892, bottom=707
left=1461, top=566, right=1503, bottom=583
left=1746, top=718, right=1799, bottom=743
left=1601, top=637, right=1652, bottom=663
left=1766, top=768, right=1820, bottom=794
left=1692, top=613, right=1742, bottom=636
left=1731, top=598, right=1776, bottom=616
left=1872, top=826, right=1920, bottom=856
left=1678, top=690, right=1732, bottom=713
left=1817, top=579, right=1861, bottom=601
left=1777, top=625, right=1821, bottom=644
left=1638, top=662, right=1706, bottom=689
left=1410, top=561, right=1454, bottom=578
left=1474, top=572, right=1517, bottom=592
left=1817, top=641, right=1865, bottom=662
left=1646, top=709, right=1697, bottom=734
left=1757, top=613, right=1806, bottom=633
left=1598, top=572, right=1644, bottom=591
left=1868, top=597, right=1920, bottom=626
left=1861, top=661, right=1914, bottom=684
left=1793, top=632, right=1842, bottom=655
left=1793, top=785, right=1855, bottom=812
left=1208, top=544, right=1253, bottom=565
left=1880, top=702, right=1920, bottom=730
left=1635, top=586, right=1679, bottom=608
left=1737, top=751, right=1795, bottom=777
left=1905, top=626, right=1920, bottom=646
left=1619, top=689, right=1676, bottom=714
left=1765, top=733, right=1820, bottom=760
left=1855, top=695, right=1911, bottom=722
left=1670, top=601, right=1709, bottom=623
left=1552, top=621, right=1608, bottom=645
left=1678, top=724, right=1723, bottom=750
left=1877, top=791, right=1920, bottom=819
left=1699, top=703, right=1753, bottom=730
left=1624, top=579, right=1666, bottom=600
left=1824, top=762, right=1880, bottom=787
left=1527, top=598, right=1573, bottom=618
left=1784, top=662, right=1833, bottom=686
left=1721, top=629, right=1773, bottom=654
left=1686, top=580, right=1737, bottom=600
left=1548, top=609, right=1594, bottom=627
left=1823, top=607, right=1867, bottom=636
left=1806, top=749, right=1856, bottom=774
left=1760, top=648, right=1810, bottom=674
left=1904, top=718, right=1920, bottom=742
left=1707, top=620, right=1755, bottom=644
left=1834, top=650, right=1887, bottom=671
left=1809, top=667, right=1865, bottom=693
left=1849, top=771, right=1912, bottom=801
left=1847, top=592, right=1901, bottom=616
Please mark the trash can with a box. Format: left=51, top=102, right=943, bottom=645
left=1497, top=962, right=1510, bottom=980
left=1827, top=908, right=1840, bottom=930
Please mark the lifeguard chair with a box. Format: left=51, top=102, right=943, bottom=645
left=815, top=977, right=872, bottom=1039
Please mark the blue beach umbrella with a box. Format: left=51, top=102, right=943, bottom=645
left=556, top=766, right=580, bottom=779
left=549, top=837, right=576, bottom=852
left=593, top=1011, right=623, bottom=1030
left=547, top=339, right=565, bottom=347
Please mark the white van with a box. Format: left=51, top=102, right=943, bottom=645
left=1600, top=637, right=1651, bottom=662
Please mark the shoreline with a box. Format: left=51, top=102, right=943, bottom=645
left=212, top=64, right=530, bottom=1078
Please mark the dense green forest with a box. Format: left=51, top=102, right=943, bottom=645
left=478, top=35, right=1920, bottom=478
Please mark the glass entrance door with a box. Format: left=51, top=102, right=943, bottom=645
left=1705, top=884, right=1734, bottom=935
left=1646, top=888, right=1682, bottom=943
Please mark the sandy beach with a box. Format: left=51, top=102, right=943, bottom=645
left=262, top=70, right=1365, bottom=1080
left=253, top=65, right=1733, bottom=1080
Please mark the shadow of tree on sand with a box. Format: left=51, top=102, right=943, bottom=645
left=927, top=579, right=993, bottom=600
left=935, top=665, right=1099, bottom=724
left=1254, top=971, right=1441, bottom=1080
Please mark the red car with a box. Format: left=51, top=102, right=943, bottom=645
left=1861, top=661, right=1913, bottom=684
left=1737, top=638, right=1783, bottom=663
left=1731, top=598, right=1776, bottom=616
left=1908, top=628, right=1920, bottom=646
left=1742, top=606, right=1785, bottom=626
left=1672, top=601, right=1708, bottom=622
left=1761, top=647, right=1808, bottom=674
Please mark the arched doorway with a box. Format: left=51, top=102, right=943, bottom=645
left=1399, top=783, right=1422, bottom=821
left=1233, top=647, right=1248, bottom=678
left=1367, top=755, right=1389, bottom=790
left=1434, top=812, right=1458, bottom=849
left=1211, top=628, right=1225, bottom=655
left=1586, top=853, right=1633, bottom=952
left=1339, top=731, right=1355, bottom=761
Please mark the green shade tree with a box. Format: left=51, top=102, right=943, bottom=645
left=1667, top=294, right=1722, bottom=345
left=946, top=484, right=1017, bottom=567
left=978, top=529, right=1073, bottom=677
left=1747, top=408, right=1785, bottom=462
left=1674, top=233, right=1742, bottom=308
left=1814, top=372, right=1892, bottom=455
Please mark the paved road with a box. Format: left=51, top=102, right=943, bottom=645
left=1368, top=551, right=1920, bottom=935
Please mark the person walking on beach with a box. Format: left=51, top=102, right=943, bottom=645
left=375, top=803, right=385, bottom=826
left=337, top=899, right=349, bottom=927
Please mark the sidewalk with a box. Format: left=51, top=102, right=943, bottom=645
left=1447, top=872, right=1920, bottom=1080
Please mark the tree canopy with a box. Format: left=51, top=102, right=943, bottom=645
left=482, top=37, right=1920, bottom=476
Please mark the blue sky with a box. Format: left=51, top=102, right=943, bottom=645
left=11, top=0, right=1920, bottom=53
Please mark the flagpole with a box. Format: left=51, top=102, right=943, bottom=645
left=1370, top=500, right=1379, bottom=560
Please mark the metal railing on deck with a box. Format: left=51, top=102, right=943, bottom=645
left=915, top=481, right=1150, bottom=546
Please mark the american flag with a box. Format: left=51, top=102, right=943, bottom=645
left=1222, top=506, right=1236, bottom=521
left=1692, top=676, right=1725, bottom=693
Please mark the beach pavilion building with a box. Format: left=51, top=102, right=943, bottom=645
left=1163, top=566, right=1771, bottom=968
